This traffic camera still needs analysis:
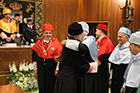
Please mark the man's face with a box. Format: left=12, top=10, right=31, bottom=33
left=4, top=13, right=11, bottom=20
left=15, top=16, right=20, bottom=22
left=27, top=21, right=32, bottom=25
left=129, top=42, right=140, bottom=55
left=74, top=32, right=84, bottom=41
left=117, top=33, right=128, bottom=45
left=43, top=30, right=52, bottom=41
left=95, top=29, right=101, bottom=39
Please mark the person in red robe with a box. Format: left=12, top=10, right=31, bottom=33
left=95, top=23, right=114, bottom=93
left=32, top=23, right=62, bottom=93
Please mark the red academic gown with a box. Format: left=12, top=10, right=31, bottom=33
left=32, top=37, right=62, bottom=93
left=96, top=36, right=114, bottom=93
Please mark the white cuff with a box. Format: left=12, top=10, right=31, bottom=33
left=66, top=40, right=80, bottom=51
left=33, top=61, right=37, bottom=71
left=0, top=32, right=7, bottom=39
left=10, top=34, right=15, bottom=40
left=122, top=83, right=126, bottom=89
left=55, top=62, right=60, bottom=70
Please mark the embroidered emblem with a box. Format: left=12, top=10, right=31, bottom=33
left=26, top=3, right=34, bottom=13
left=0, top=0, right=6, bottom=9
left=9, top=2, right=22, bottom=10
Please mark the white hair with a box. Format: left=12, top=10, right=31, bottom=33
left=83, top=31, right=88, bottom=36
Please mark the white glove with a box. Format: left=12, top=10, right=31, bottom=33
left=31, top=39, right=34, bottom=42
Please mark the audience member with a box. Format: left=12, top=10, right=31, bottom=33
left=109, top=27, right=131, bottom=93
left=0, top=8, right=19, bottom=43
left=120, top=32, right=140, bottom=93
left=95, top=23, right=114, bottom=93
left=23, top=17, right=36, bottom=45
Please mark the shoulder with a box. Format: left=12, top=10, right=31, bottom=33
left=0, top=18, right=5, bottom=23
left=87, top=36, right=96, bottom=40
left=101, top=36, right=112, bottom=43
left=52, top=37, right=60, bottom=42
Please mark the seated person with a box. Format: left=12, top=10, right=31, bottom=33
left=0, top=8, right=19, bottom=43
left=22, top=17, right=37, bottom=45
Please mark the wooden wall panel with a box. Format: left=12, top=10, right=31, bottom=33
left=109, top=0, right=140, bottom=46
left=77, top=0, right=111, bottom=21
left=129, top=0, right=140, bottom=33
left=44, top=0, right=79, bottom=42
left=44, top=0, right=140, bottom=46
left=0, top=47, right=32, bottom=85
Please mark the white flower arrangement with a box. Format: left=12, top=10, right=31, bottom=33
left=7, top=60, right=38, bottom=92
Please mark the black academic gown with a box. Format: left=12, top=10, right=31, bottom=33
left=32, top=50, right=57, bottom=93
left=78, top=43, right=99, bottom=93
left=97, top=53, right=112, bottom=93
left=54, top=41, right=90, bottom=93
left=0, top=29, right=15, bottom=43
left=23, top=25, right=36, bottom=45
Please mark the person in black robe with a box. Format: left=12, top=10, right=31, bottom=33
left=54, top=22, right=92, bottom=93
left=63, top=21, right=98, bottom=93
left=14, top=13, right=24, bottom=45
left=23, top=18, right=37, bottom=45
left=32, top=23, right=62, bottom=93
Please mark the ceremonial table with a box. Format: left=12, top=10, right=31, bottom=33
left=0, top=46, right=32, bottom=85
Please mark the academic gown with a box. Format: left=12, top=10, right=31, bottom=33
left=0, top=18, right=18, bottom=43
left=32, top=37, right=62, bottom=93
left=62, top=36, right=98, bottom=93
left=124, top=52, right=140, bottom=93
left=96, top=36, right=114, bottom=93
left=54, top=37, right=90, bottom=93
left=78, top=36, right=98, bottom=93
left=109, top=41, right=131, bottom=93
left=23, top=25, right=37, bottom=44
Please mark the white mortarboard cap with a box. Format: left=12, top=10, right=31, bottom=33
left=129, top=32, right=140, bottom=45
left=78, top=21, right=89, bottom=34
left=118, top=27, right=131, bottom=37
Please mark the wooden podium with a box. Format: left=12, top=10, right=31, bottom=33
left=0, top=84, right=27, bottom=93
left=0, top=46, right=32, bottom=85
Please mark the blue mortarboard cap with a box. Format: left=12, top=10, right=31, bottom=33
left=118, top=27, right=131, bottom=37
left=129, top=32, right=140, bottom=45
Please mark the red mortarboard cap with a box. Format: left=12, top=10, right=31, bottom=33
left=96, top=23, right=108, bottom=32
left=42, top=23, right=53, bottom=32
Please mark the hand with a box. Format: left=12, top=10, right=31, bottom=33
left=54, top=70, right=58, bottom=76
left=61, top=37, right=69, bottom=45
left=5, top=37, right=11, bottom=42
left=120, top=88, right=125, bottom=93
left=87, top=63, right=93, bottom=73
left=10, top=34, right=16, bottom=40
left=61, top=40, right=68, bottom=45
left=34, top=70, right=38, bottom=78
left=54, top=52, right=61, bottom=63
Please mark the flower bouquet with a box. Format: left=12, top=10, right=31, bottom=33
left=7, top=60, right=38, bottom=93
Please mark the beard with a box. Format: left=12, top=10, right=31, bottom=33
left=44, top=36, right=52, bottom=41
